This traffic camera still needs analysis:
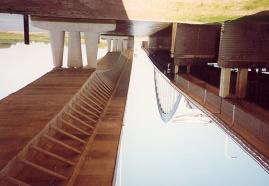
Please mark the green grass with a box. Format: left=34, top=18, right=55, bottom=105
left=0, top=32, right=107, bottom=48
left=0, top=43, right=12, bottom=48
left=242, top=0, right=269, bottom=10
left=0, top=32, right=50, bottom=43
left=164, top=0, right=269, bottom=23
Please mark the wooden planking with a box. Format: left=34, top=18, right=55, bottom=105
left=74, top=52, right=133, bottom=185
left=0, top=68, right=93, bottom=170
left=30, top=145, right=76, bottom=166
left=19, top=158, right=68, bottom=181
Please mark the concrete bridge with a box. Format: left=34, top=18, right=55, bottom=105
left=0, top=0, right=268, bottom=185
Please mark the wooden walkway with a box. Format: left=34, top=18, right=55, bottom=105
left=0, top=68, right=94, bottom=170
left=0, top=51, right=133, bottom=185
left=74, top=52, right=132, bottom=185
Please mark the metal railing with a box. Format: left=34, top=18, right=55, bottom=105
left=154, top=67, right=181, bottom=122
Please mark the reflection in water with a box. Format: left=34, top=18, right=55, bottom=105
left=0, top=39, right=268, bottom=185
left=154, top=67, right=181, bottom=122
left=0, top=42, right=107, bottom=100
left=116, top=48, right=269, bottom=186
left=172, top=98, right=211, bottom=124
left=0, top=43, right=13, bottom=49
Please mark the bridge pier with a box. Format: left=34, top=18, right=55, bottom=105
left=102, top=35, right=130, bottom=52
left=123, top=39, right=128, bottom=50
left=67, top=31, right=83, bottom=68
left=127, top=37, right=134, bottom=50
left=117, top=39, right=123, bottom=51
left=219, top=68, right=231, bottom=98
left=236, top=68, right=248, bottom=98
left=106, top=38, right=112, bottom=52
left=31, top=18, right=116, bottom=69
left=112, top=39, right=118, bottom=51
left=49, top=30, right=65, bottom=68
left=84, top=32, right=99, bottom=68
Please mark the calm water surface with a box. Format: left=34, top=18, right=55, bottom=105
left=115, top=48, right=269, bottom=186
left=0, top=43, right=106, bottom=99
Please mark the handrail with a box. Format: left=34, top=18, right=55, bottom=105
left=143, top=48, right=181, bottom=122
left=154, top=68, right=181, bottom=122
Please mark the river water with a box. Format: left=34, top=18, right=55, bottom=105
left=0, top=43, right=106, bottom=99
left=115, top=48, right=269, bottom=186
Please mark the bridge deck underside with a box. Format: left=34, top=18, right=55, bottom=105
left=0, top=68, right=94, bottom=170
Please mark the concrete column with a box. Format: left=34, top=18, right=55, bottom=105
left=127, top=37, right=134, bottom=49
left=67, top=31, right=83, bottom=68
left=107, top=38, right=111, bottom=52
left=84, top=32, right=99, bottom=69
left=49, top=30, right=65, bottom=68
left=236, top=68, right=248, bottom=98
left=187, top=65, right=191, bottom=74
left=175, top=65, right=179, bottom=74
left=112, top=39, right=118, bottom=51
left=117, top=39, right=123, bottom=51
left=123, top=39, right=128, bottom=51
left=171, top=23, right=178, bottom=57
left=219, top=68, right=231, bottom=98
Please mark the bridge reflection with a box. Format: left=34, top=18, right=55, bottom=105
left=117, top=48, right=269, bottom=185
left=154, top=67, right=181, bottom=122
left=150, top=51, right=269, bottom=173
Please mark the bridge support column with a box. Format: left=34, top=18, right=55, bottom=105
left=107, top=38, right=111, bottom=52
left=123, top=39, right=128, bottom=51
left=102, top=36, right=129, bottom=52
left=236, top=68, right=248, bottom=98
left=128, top=37, right=134, bottom=49
left=67, top=31, right=83, bottom=68
left=117, top=39, right=123, bottom=51
left=219, top=68, right=231, bottom=98
left=174, top=65, right=179, bottom=74
left=49, top=31, right=65, bottom=68
left=187, top=65, right=191, bottom=74
left=31, top=18, right=116, bottom=69
left=84, top=32, right=99, bottom=69
left=112, top=39, right=118, bottom=52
